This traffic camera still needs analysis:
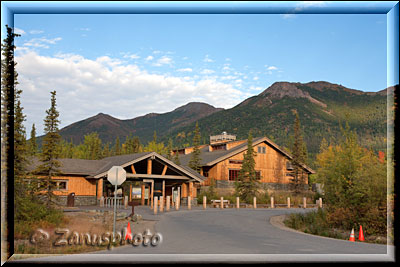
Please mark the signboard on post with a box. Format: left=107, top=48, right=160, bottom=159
left=107, top=166, right=127, bottom=238
left=107, top=166, right=126, bottom=185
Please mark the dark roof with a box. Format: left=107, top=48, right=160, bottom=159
left=27, top=152, right=206, bottom=182
left=178, top=137, right=315, bottom=174
left=27, top=157, right=106, bottom=176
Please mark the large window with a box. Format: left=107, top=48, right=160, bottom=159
left=256, top=171, right=262, bottom=180
left=229, top=169, right=240, bottom=181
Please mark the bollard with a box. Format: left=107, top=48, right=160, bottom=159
left=153, top=197, right=158, bottom=214
left=220, top=197, right=224, bottom=209
left=236, top=197, right=240, bottom=209
left=100, top=196, right=104, bottom=207
left=203, top=196, right=207, bottom=210
left=124, top=196, right=128, bottom=209
left=319, top=197, right=323, bottom=208
left=303, top=197, right=307, bottom=209
left=287, top=197, right=290, bottom=208
left=175, top=196, right=180, bottom=210
left=160, top=196, right=164, bottom=212
left=270, top=197, right=274, bottom=208
left=253, top=197, right=257, bottom=209
left=166, top=196, right=170, bottom=211
left=188, top=196, right=191, bottom=210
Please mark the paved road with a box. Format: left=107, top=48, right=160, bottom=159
left=11, top=207, right=394, bottom=262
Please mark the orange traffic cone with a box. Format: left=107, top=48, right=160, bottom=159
left=358, top=225, right=365, bottom=241
left=349, top=228, right=355, bottom=242
left=125, top=222, right=132, bottom=241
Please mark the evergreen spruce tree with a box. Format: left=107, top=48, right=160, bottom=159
left=114, top=136, right=121, bottom=156
left=35, top=91, right=62, bottom=207
left=235, top=131, right=259, bottom=203
left=28, top=123, right=38, bottom=156
left=188, top=122, right=202, bottom=173
left=290, top=112, right=308, bottom=192
left=173, top=148, right=181, bottom=165
left=166, top=138, right=173, bottom=160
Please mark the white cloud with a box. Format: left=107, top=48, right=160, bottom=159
left=145, top=55, right=154, bottom=61
left=153, top=55, right=173, bottom=66
left=29, top=30, right=44, bottom=34
left=123, top=53, right=140, bottom=60
left=14, top=28, right=26, bottom=35
left=253, top=76, right=259, bottom=81
left=267, top=66, right=278, bottom=70
left=16, top=51, right=247, bottom=135
left=23, top=37, right=62, bottom=49
left=203, top=55, right=214, bottom=63
left=177, top=68, right=193, bottom=72
left=200, top=69, right=215, bottom=75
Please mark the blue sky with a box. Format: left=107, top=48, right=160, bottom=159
left=10, top=5, right=391, bottom=135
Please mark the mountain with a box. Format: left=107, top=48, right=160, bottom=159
left=46, top=102, right=224, bottom=145
left=39, top=81, right=389, bottom=167
left=160, top=81, right=389, bottom=164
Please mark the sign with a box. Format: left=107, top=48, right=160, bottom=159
left=132, top=187, right=141, bottom=199
left=107, top=166, right=126, bottom=186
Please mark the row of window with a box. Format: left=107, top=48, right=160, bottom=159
left=228, top=169, right=261, bottom=181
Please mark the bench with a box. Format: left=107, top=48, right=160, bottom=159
left=211, top=199, right=230, bottom=208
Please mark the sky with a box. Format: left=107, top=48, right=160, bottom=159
left=10, top=3, right=390, bottom=136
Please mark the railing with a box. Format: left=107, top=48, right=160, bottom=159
left=210, top=134, right=236, bottom=143
left=104, top=197, right=124, bottom=209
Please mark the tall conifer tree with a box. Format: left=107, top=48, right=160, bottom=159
left=35, top=91, right=62, bottom=207
left=188, top=122, right=202, bottom=173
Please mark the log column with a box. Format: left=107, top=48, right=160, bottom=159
left=141, top=184, right=145, bottom=205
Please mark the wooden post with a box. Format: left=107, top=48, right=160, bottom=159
left=129, top=184, right=132, bottom=201
left=253, top=197, right=257, bottom=209
left=220, top=197, right=224, bottom=209
left=236, top=197, right=240, bottom=209
left=166, top=196, right=170, bottom=211
left=270, top=197, right=274, bottom=208
left=188, top=196, right=191, bottom=210
left=100, top=196, right=104, bottom=207
left=203, top=196, right=207, bottom=209
left=287, top=197, right=291, bottom=208
left=162, top=180, right=165, bottom=201
left=303, top=197, right=307, bottom=209
left=141, top=184, right=145, bottom=205
left=153, top=196, right=158, bottom=214
left=160, top=196, right=164, bottom=212
left=319, top=197, right=323, bottom=208
left=124, top=196, right=128, bottom=209
left=189, top=182, right=193, bottom=198
left=161, top=165, right=167, bottom=175
left=151, top=181, right=154, bottom=210
left=175, top=196, right=180, bottom=210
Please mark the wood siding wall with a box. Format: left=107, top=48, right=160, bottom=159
left=201, top=142, right=309, bottom=186
left=49, top=176, right=97, bottom=196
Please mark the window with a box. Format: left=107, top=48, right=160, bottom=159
left=257, top=146, right=266, bottom=154
left=212, top=144, right=226, bottom=151
left=52, top=180, right=68, bottom=191
left=256, top=171, right=262, bottom=180
left=286, top=161, right=293, bottom=170
left=229, top=159, right=243, bottom=164
left=229, top=169, right=240, bottom=181
left=203, top=170, right=209, bottom=177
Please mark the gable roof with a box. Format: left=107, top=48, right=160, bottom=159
left=178, top=136, right=315, bottom=174
left=28, top=152, right=206, bottom=182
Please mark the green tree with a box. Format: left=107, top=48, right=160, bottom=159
left=28, top=123, right=38, bottom=156
left=166, top=138, right=173, bottom=160
left=290, top=112, right=308, bottom=192
left=123, top=134, right=142, bottom=154
left=35, top=91, right=62, bottom=207
left=173, top=149, right=181, bottom=165
left=143, top=131, right=168, bottom=154
left=235, top=131, right=259, bottom=203
left=188, top=122, right=202, bottom=173
left=82, top=132, right=102, bottom=160
left=315, top=122, right=387, bottom=234
left=114, top=136, right=121, bottom=156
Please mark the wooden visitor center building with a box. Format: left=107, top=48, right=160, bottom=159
left=27, top=132, right=315, bottom=206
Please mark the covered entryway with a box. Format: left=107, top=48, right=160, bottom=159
left=93, top=152, right=205, bottom=207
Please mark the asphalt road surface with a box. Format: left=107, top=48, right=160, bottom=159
left=11, top=207, right=394, bottom=263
